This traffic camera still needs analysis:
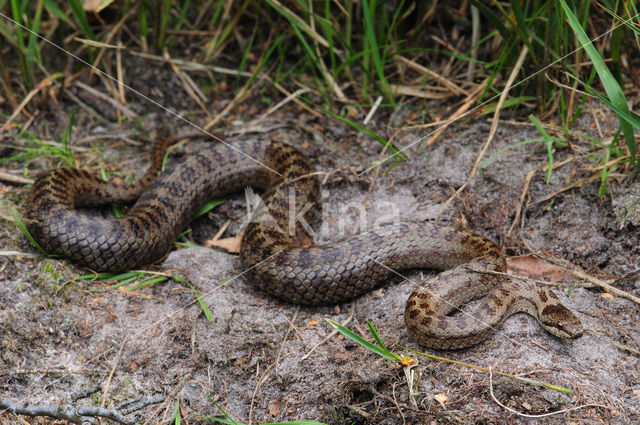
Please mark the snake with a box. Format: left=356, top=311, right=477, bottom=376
left=25, top=133, right=583, bottom=349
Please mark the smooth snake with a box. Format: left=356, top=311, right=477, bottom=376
left=25, top=134, right=583, bottom=349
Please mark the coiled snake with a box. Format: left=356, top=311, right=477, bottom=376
left=26, top=134, right=582, bottom=349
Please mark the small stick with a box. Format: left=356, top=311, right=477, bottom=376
left=0, top=171, right=33, bottom=185
left=437, top=44, right=529, bottom=217
left=535, top=253, right=640, bottom=305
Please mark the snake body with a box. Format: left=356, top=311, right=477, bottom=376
left=26, top=135, right=582, bottom=349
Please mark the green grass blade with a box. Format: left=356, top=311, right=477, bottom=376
left=529, top=115, right=555, bottom=183
left=125, top=276, right=167, bottom=291
left=171, top=399, right=181, bottom=425
left=361, top=0, right=391, bottom=100
left=326, top=319, right=399, bottom=362
left=172, top=275, right=213, bottom=321
left=67, top=0, right=94, bottom=39
left=157, top=0, right=172, bottom=51
left=192, top=199, right=223, bottom=219
left=468, top=0, right=510, bottom=39
left=319, top=107, right=406, bottom=161
left=559, top=0, right=636, bottom=168
left=366, top=320, right=389, bottom=352
left=584, top=85, right=640, bottom=129
left=11, top=208, right=52, bottom=257
left=43, top=0, right=73, bottom=25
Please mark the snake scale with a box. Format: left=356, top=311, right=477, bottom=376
left=26, top=134, right=583, bottom=349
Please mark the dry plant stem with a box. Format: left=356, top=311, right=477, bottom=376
left=488, top=367, right=607, bottom=418
left=613, top=341, right=640, bottom=355
left=164, top=49, right=209, bottom=113
left=101, top=336, right=128, bottom=407
left=142, top=374, right=190, bottom=425
left=369, top=387, right=424, bottom=414
left=63, top=88, right=111, bottom=124
left=0, top=171, right=33, bottom=185
left=258, top=87, right=311, bottom=120
left=268, top=0, right=337, bottom=52
left=203, top=33, right=273, bottom=130
left=507, top=156, right=575, bottom=236
left=248, top=355, right=284, bottom=425
left=469, top=268, right=595, bottom=289
left=308, top=0, right=347, bottom=102
left=274, top=307, right=299, bottom=382
left=532, top=172, right=600, bottom=206
left=389, top=84, right=450, bottom=99
left=363, top=96, right=383, bottom=124
left=437, top=44, right=529, bottom=217
left=90, top=4, right=139, bottom=70
left=535, top=253, right=640, bottom=305
left=466, top=5, right=480, bottom=82
left=74, top=81, right=138, bottom=118
left=0, top=250, right=39, bottom=258
left=301, top=303, right=356, bottom=360
left=425, top=76, right=489, bottom=147
left=0, top=78, right=49, bottom=131
left=128, top=50, right=323, bottom=118
left=202, top=0, right=233, bottom=62
left=270, top=80, right=322, bottom=118
left=116, top=40, right=127, bottom=123
left=395, top=55, right=467, bottom=95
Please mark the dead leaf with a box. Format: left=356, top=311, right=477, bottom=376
left=268, top=399, right=282, bottom=416
left=205, top=236, right=241, bottom=254
left=434, top=392, right=448, bottom=406
left=507, top=254, right=576, bottom=282
left=84, top=0, right=114, bottom=13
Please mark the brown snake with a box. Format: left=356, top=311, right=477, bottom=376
left=26, top=134, right=583, bottom=349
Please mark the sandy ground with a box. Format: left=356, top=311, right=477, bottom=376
left=1, top=66, right=639, bottom=424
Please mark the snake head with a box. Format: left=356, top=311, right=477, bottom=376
left=541, top=304, right=583, bottom=339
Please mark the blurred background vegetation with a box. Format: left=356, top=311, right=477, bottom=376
left=0, top=0, right=639, bottom=184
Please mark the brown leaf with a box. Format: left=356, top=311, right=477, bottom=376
left=205, top=236, right=241, bottom=254
left=84, top=0, right=112, bottom=13
left=507, top=254, right=576, bottom=282
left=268, top=399, right=282, bottom=416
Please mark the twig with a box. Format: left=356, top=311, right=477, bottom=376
left=488, top=366, right=607, bottom=418
left=468, top=267, right=595, bottom=289
left=258, top=87, right=311, bottom=121
left=507, top=157, right=574, bottom=236
left=274, top=306, right=299, bottom=382
left=74, top=81, right=138, bottom=119
left=535, top=253, right=640, bottom=305
left=438, top=44, right=529, bottom=217
left=0, top=397, right=162, bottom=425
left=72, top=386, right=102, bottom=402
left=363, top=96, right=383, bottom=125
left=301, top=303, right=356, bottom=360
left=0, top=171, right=33, bottom=185
left=0, top=74, right=58, bottom=132
left=613, top=341, right=640, bottom=356
left=101, top=335, right=128, bottom=407
left=0, top=250, right=39, bottom=259
left=395, top=55, right=467, bottom=96
left=164, top=48, right=209, bottom=113
left=424, top=75, right=489, bottom=147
